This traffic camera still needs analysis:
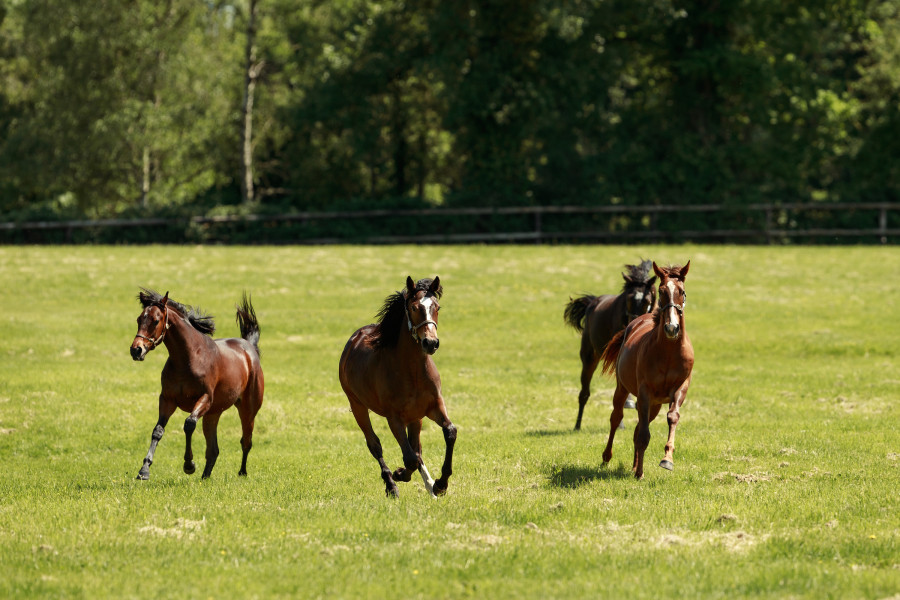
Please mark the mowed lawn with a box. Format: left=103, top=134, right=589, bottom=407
left=1, top=245, right=898, bottom=599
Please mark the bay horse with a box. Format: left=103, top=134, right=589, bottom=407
left=130, top=289, right=264, bottom=481
left=599, top=262, right=693, bottom=479
left=564, top=259, right=658, bottom=430
left=339, top=276, right=456, bottom=498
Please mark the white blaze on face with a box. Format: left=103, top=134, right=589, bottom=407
left=418, top=296, right=438, bottom=338
left=666, top=280, right=678, bottom=326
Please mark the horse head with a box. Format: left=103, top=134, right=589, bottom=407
left=131, top=290, right=170, bottom=361
left=406, top=276, right=441, bottom=355
left=623, top=263, right=658, bottom=324
left=653, top=262, right=689, bottom=340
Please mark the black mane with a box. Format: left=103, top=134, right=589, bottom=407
left=137, top=288, right=216, bottom=336
left=370, top=278, right=442, bottom=350
left=621, top=259, right=654, bottom=292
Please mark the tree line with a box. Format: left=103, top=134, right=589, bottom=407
left=1, top=0, right=898, bottom=238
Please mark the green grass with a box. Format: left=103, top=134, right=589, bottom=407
left=1, top=245, right=899, bottom=599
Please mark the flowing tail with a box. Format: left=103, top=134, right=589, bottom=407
left=236, top=292, right=261, bottom=356
left=600, top=329, right=625, bottom=376
left=563, top=295, right=597, bottom=333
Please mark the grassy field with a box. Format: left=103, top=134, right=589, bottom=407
left=1, top=245, right=899, bottom=599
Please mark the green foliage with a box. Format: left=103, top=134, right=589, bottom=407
left=1, top=0, right=899, bottom=229
left=1, top=245, right=899, bottom=598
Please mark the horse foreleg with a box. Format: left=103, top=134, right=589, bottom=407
left=349, top=400, right=398, bottom=497
left=136, top=397, right=176, bottom=480
left=661, top=383, right=689, bottom=471
left=602, top=384, right=629, bottom=464
left=427, top=404, right=456, bottom=497
left=183, top=394, right=212, bottom=475
left=633, top=392, right=652, bottom=480
left=200, top=412, right=221, bottom=479
left=575, top=343, right=600, bottom=431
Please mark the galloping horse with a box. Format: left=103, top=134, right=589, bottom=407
left=339, top=277, right=456, bottom=498
left=599, top=262, right=693, bottom=479
left=564, top=260, right=658, bottom=430
left=130, top=289, right=264, bottom=480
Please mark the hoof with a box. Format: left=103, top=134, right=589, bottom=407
left=386, top=486, right=399, bottom=498
left=238, top=469, right=247, bottom=477
left=624, top=397, right=636, bottom=410
left=183, top=461, right=196, bottom=475
left=659, top=460, right=674, bottom=471
left=392, top=468, right=413, bottom=483
left=433, top=478, right=448, bottom=496
left=617, top=421, right=625, bottom=430
left=136, top=472, right=149, bottom=481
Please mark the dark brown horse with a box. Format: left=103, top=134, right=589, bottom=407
left=564, top=260, right=658, bottom=430
left=599, top=262, right=693, bottom=479
left=130, top=289, right=264, bottom=480
left=339, top=276, right=456, bottom=498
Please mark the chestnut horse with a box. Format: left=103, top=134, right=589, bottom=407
left=564, top=260, right=658, bottom=430
left=339, top=276, right=456, bottom=498
left=599, top=262, right=693, bottom=479
left=130, top=289, right=264, bottom=480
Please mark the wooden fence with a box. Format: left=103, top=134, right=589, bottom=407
left=1, top=202, right=897, bottom=244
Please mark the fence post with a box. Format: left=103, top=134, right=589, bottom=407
left=880, top=206, right=888, bottom=244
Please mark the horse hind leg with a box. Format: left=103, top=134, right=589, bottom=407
left=395, top=420, right=438, bottom=497
left=200, top=412, right=221, bottom=479
left=602, top=384, right=629, bottom=464
left=391, top=421, right=420, bottom=484
left=574, top=342, right=600, bottom=431
left=237, top=388, right=262, bottom=476
left=349, top=399, right=398, bottom=497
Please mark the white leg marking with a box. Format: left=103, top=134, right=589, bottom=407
left=419, top=464, right=436, bottom=497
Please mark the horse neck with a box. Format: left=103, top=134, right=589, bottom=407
left=161, top=311, right=207, bottom=361
left=395, top=322, right=429, bottom=368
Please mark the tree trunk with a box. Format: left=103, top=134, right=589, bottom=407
left=240, top=0, right=262, bottom=205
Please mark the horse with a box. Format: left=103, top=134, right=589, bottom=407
left=129, top=289, right=264, bottom=481
left=599, top=262, right=693, bottom=479
left=339, top=276, right=456, bottom=498
left=564, top=259, right=658, bottom=430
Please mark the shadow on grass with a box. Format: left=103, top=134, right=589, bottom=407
left=525, top=428, right=581, bottom=437
left=547, top=463, right=632, bottom=488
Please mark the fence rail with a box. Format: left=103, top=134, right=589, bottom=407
left=2, top=202, right=897, bottom=243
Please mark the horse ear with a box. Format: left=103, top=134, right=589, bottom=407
left=652, top=261, right=665, bottom=279
left=679, top=261, right=690, bottom=280
left=622, top=272, right=632, bottom=284
left=429, top=276, right=441, bottom=296
left=406, top=276, right=416, bottom=294
left=161, top=291, right=169, bottom=306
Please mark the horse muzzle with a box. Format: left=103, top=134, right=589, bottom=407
left=663, top=323, right=680, bottom=340
left=130, top=342, right=149, bottom=361
left=421, top=337, right=440, bottom=355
